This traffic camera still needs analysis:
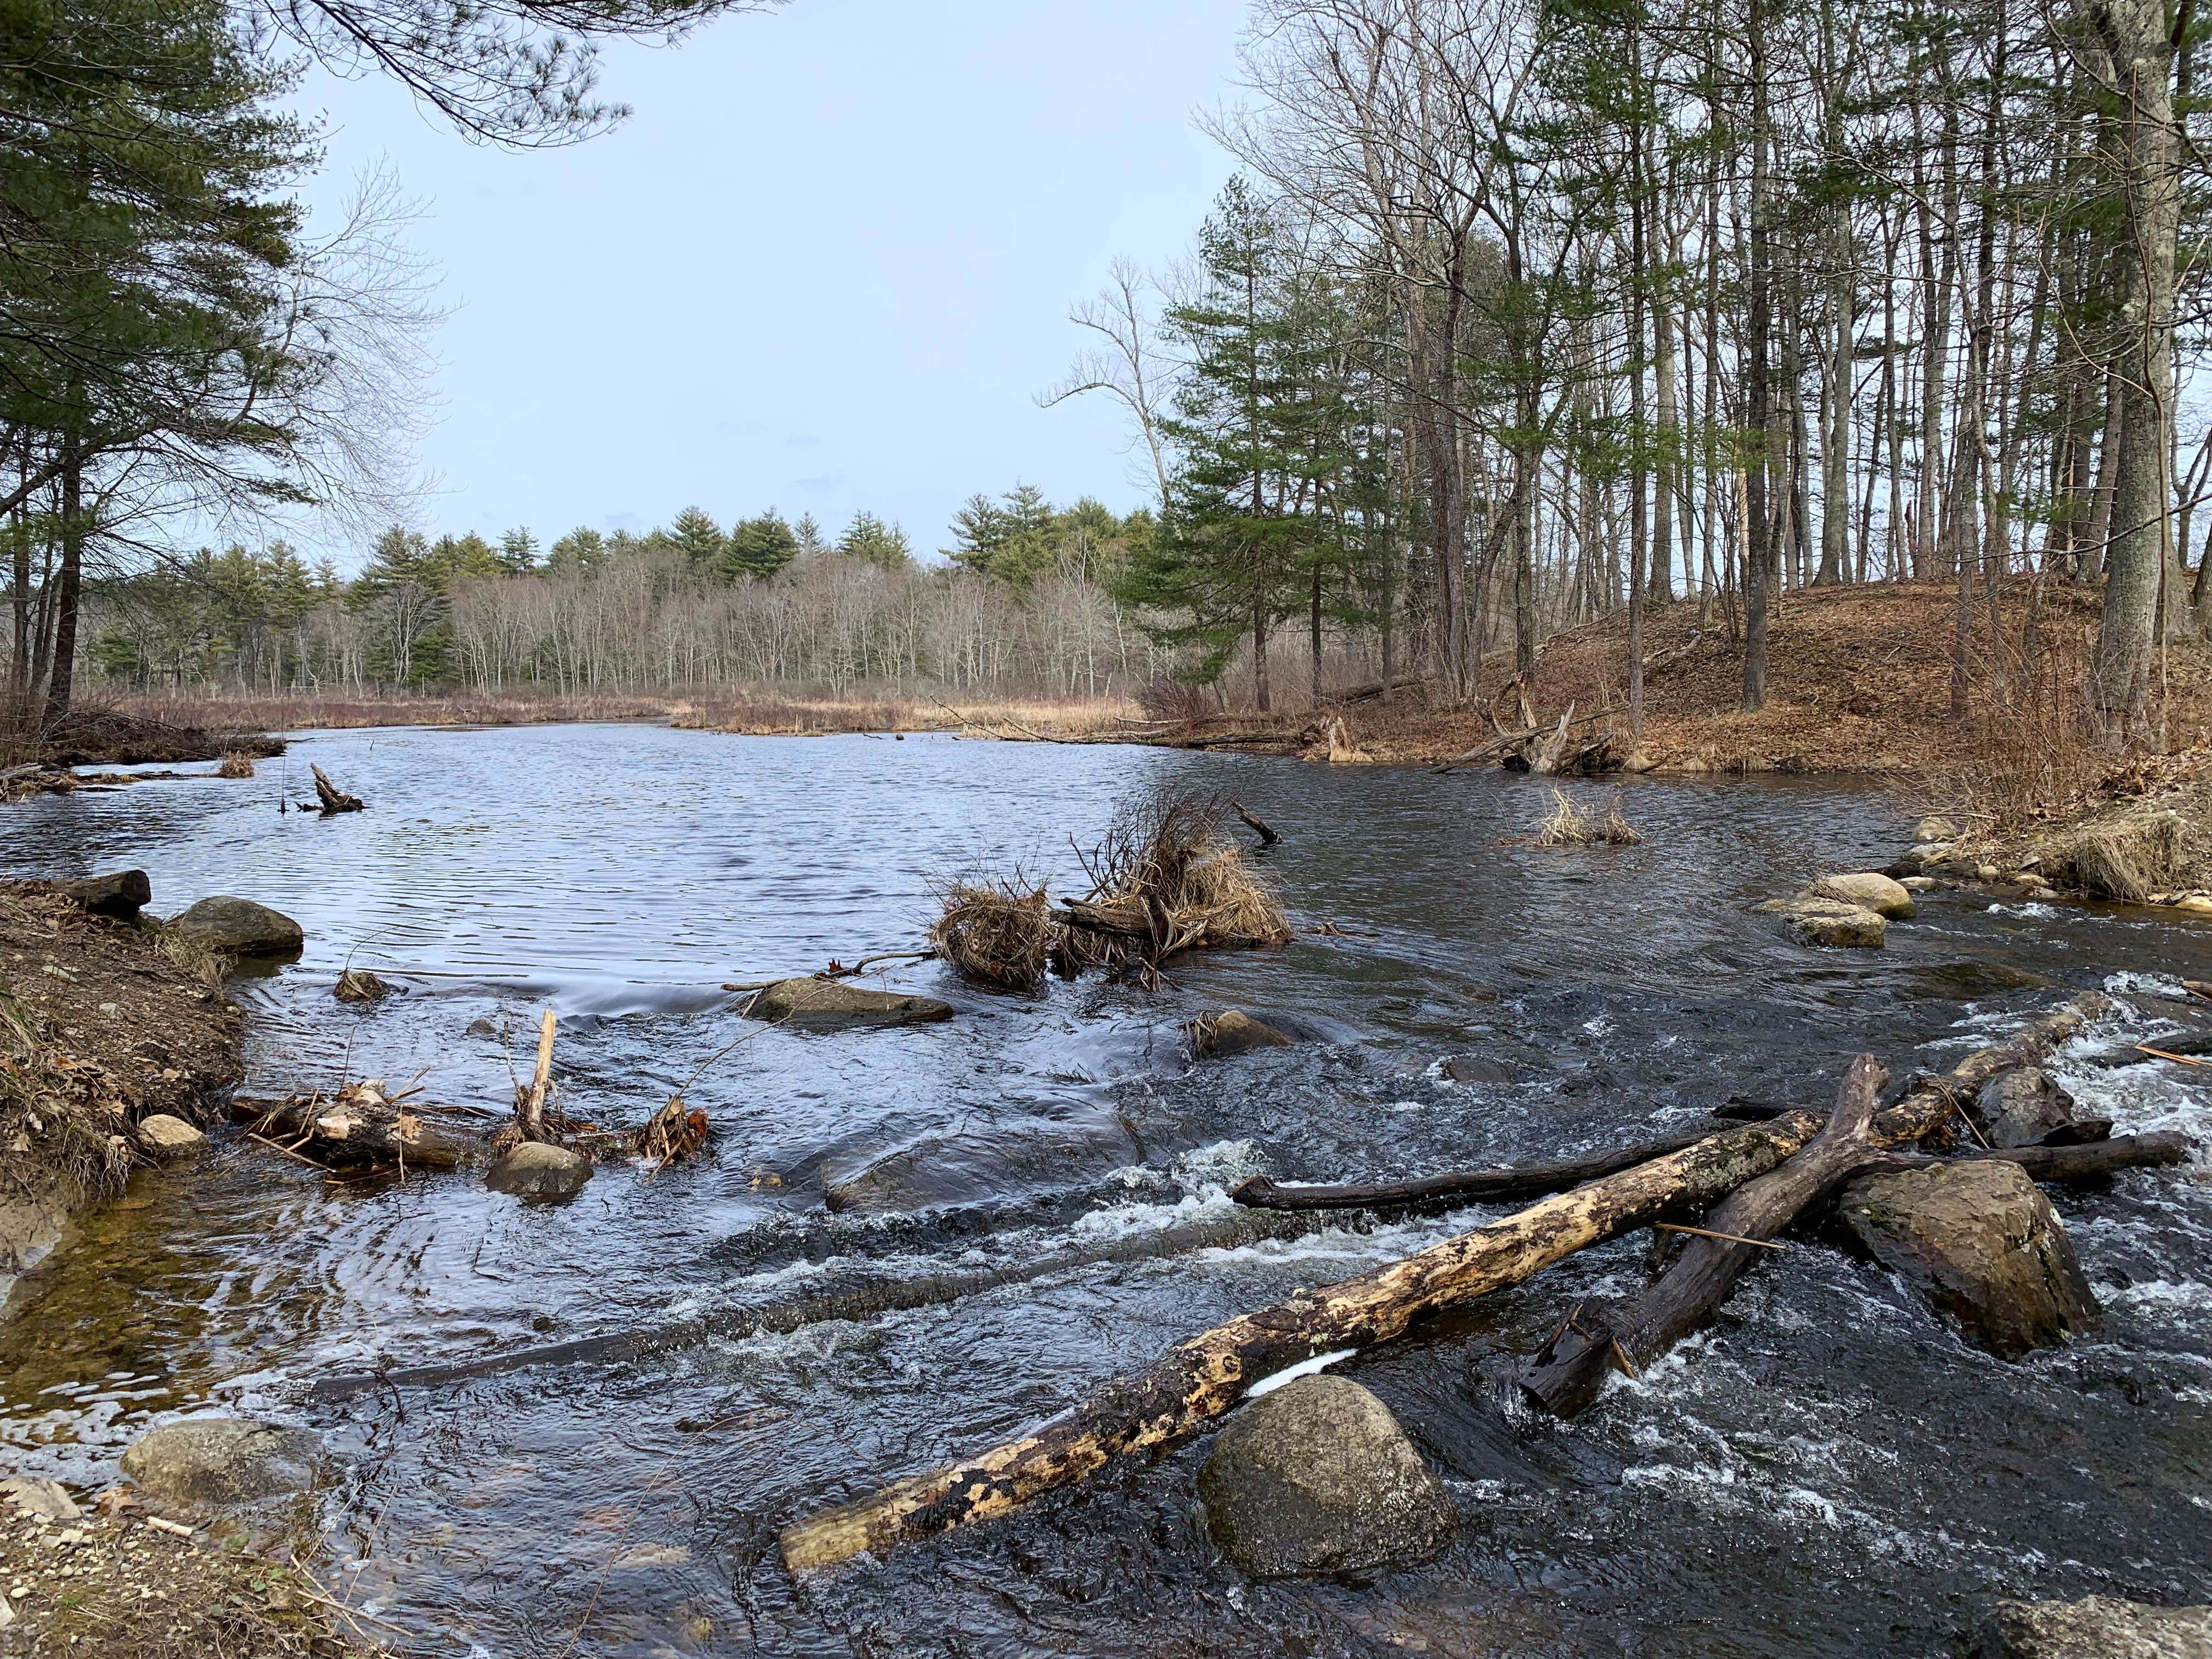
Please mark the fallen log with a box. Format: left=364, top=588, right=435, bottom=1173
left=1521, top=1053, right=1888, bottom=1418
left=1229, top=1127, right=1719, bottom=1212
left=307, top=1203, right=1345, bottom=1403
left=311, top=764, right=364, bottom=814
left=1872, top=992, right=2108, bottom=1146
left=1233, top=802, right=1282, bottom=848
left=1880, top=1131, right=2191, bottom=1183
left=233, top=1082, right=474, bottom=1170
left=777, top=1114, right=1820, bottom=1570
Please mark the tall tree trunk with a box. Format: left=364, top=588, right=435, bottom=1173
left=2089, top=0, right=2181, bottom=733
left=1742, top=0, right=1774, bottom=711
left=40, top=440, right=82, bottom=728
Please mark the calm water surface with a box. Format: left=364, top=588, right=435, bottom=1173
left=2, top=722, right=2210, bottom=1657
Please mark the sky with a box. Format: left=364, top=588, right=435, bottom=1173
left=291, top=0, right=1255, bottom=571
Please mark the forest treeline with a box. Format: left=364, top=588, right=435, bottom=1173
left=1052, top=0, right=2210, bottom=732
left=5, top=0, right=2206, bottom=733
left=85, top=493, right=1178, bottom=698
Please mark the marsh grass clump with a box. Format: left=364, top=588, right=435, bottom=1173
left=147, top=921, right=228, bottom=987
left=930, top=877, right=1053, bottom=989
left=1534, top=788, right=1643, bottom=848
left=217, top=751, right=257, bottom=778
left=2047, top=811, right=2183, bottom=901
left=1054, top=787, right=1290, bottom=982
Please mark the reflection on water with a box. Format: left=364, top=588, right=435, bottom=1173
left=2, top=723, right=2210, bottom=1657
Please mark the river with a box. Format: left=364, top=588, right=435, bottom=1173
left=2, top=720, right=2209, bottom=1657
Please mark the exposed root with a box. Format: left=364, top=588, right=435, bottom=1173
left=929, top=878, right=1052, bottom=989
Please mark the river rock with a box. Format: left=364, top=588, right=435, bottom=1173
left=1836, top=1160, right=2100, bottom=1360
left=1916, top=816, right=1961, bottom=843
left=136, top=1114, right=207, bottom=1159
left=1756, top=895, right=1886, bottom=947
left=485, top=1141, right=594, bottom=1198
left=1974, top=1066, right=2079, bottom=1149
left=1977, top=1596, right=2212, bottom=1657
left=1805, top=870, right=1917, bottom=919
left=57, top=868, right=151, bottom=921
left=1197, top=1375, right=1455, bottom=1579
left=0, top=1477, right=80, bottom=1523
left=119, top=1418, right=320, bottom=1504
left=744, top=977, right=954, bottom=1029
left=1193, top=1008, right=1294, bottom=1058
left=169, top=895, right=304, bottom=958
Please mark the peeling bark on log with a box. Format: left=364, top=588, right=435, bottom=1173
left=1521, top=1054, right=1888, bottom=1418
left=233, top=1085, right=472, bottom=1169
left=1229, top=1128, right=1719, bottom=1212
left=777, top=1115, right=1820, bottom=1571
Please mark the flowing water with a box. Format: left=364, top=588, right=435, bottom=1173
left=2, top=721, right=2210, bottom=1658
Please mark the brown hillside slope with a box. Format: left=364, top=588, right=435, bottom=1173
left=1339, top=580, right=2212, bottom=775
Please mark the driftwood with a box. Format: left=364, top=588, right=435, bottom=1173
left=1434, top=707, right=1610, bottom=774
left=311, top=765, right=364, bottom=814
left=308, top=1204, right=1345, bottom=1403
left=1515, top=995, right=2118, bottom=1417
left=1521, top=1054, right=1888, bottom=1417
left=520, top=1009, right=556, bottom=1139
left=233, top=1082, right=472, bottom=1170
left=1229, top=1127, right=1719, bottom=1212
left=1880, top=1131, right=2191, bottom=1183
left=1232, top=801, right=1282, bottom=848
left=777, top=1115, right=1821, bottom=1570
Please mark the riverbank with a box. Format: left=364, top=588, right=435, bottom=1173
left=110, top=687, right=1143, bottom=738
left=0, top=879, right=241, bottom=1300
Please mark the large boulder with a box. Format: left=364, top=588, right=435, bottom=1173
left=58, top=868, right=151, bottom=921
left=136, top=1114, right=207, bottom=1160
left=1198, top=1375, right=1455, bottom=1579
left=1192, top=1008, right=1294, bottom=1058
left=169, top=895, right=303, bottom=958
left=485, top=1141, right=593, bottom=1198
left=1974, top=1066, right=2079, bottom=1149
left=1836, top=1160, right=2100, bottom=1360
left=1755, top=895, right=1886, bottom=947
left=744, top=977, right=953, bottom=1029
left=119, top=1418, right=319, bottom=1505
left=1977, top=1596, right=2212, bottom=1658
left=1805, top=870, right=1917, bottom=919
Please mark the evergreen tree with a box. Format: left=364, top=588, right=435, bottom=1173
left=839, top=512, right=911, bottom=568
left=668, top=506, right=726, bottom=566
left=793, top=513, right=829, bottom=558
left=498, top=528, right=539, bottom=573
left=548, top=527, right=607, bottom=574
left=724, top=509, right=798, bottom=580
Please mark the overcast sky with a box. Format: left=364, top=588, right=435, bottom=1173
left=292, top=0, right=1251, bottom=569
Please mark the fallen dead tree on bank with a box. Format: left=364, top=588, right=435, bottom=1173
left=777, top=1113, right=1822, bottom=1570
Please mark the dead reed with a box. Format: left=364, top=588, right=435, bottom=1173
left=1534, top=788, right=1643, bottom=847
left=929, top=878, right=1053, bottom=989
left=216, top=751, right=257, bottom=778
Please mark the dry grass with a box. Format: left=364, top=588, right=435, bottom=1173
left=0, top=986, right=133, bottom=1213
left=1054, top=787, right=1291, bottom=982
left=216, top=750, right=257, bottom=777
left=2043, top=811, right=2186, bottom=900
left=930, top=877, right=1053, bottom=989
left=116, top=687, right=676, bottom=732
left=1533, top=787, right=1644, bottom=847
left=146, top=921, right=229, bottom=988
left=2, top=699, right=283, bottom=768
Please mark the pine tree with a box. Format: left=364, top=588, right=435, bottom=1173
left=724, top=510, right=799, bottom=580
left=668, top=506, right=727, bottom=567
left=839, top=512, right=912, bottom=569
